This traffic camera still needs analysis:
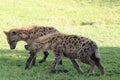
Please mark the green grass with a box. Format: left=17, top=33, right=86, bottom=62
left=0, top=0, right=120, bottom=80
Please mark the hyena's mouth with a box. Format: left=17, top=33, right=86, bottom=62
left=10, top=45, right=16, bottom=49
left=24, top=45, right=30, bottom=50
left=9, top=43, right=16, bottom=49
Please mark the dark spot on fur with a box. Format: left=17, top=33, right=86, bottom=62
left=74, top=42, right=77, bottom=46
left=81, top=37, right=83, bottom=39
left=66, top=42, right=69, bottom=44
left=78, top=38, right=80, bottom=40
left=79, top=41, right=81, bottom=43
left=83, top=43, right=85, bottom=46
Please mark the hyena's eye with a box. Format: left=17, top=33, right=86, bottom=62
left=12, top=31, right=17, bottom=35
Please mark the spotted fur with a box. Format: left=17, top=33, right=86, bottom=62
left=25, top=32, right=104, bottom=75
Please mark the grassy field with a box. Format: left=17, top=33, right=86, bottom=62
left=0, top=0, right=120, bottom=80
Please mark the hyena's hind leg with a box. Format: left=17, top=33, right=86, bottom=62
left=93, top=57, right=104, bottom=76
left=87, top=58, right=96, bottom=76
left=70, top=59, right=83, bottom=73
left=91, top=53, right=104, bottom=76
left=25, top=51, right=36, bottom=69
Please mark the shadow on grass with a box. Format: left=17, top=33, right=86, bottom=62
left=0, top=49, right=27, bottom=54
left=0, top=47, right=120, bottom=76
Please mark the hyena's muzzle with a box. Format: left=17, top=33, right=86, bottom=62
left=9, top=40, right=17, bottom=49
left=24, top=45, right=30, bottom=50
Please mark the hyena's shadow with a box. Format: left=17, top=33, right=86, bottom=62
left=0, top=49, right=28, bottom=67
left=0, top=49, right=27, bottom=54
left=0, top=49, right=53, bottom=67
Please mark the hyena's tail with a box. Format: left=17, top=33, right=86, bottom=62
left=90, top=42, right=105, bottom=76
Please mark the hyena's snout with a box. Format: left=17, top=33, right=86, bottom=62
left=24, top=45, right=30, bottom=50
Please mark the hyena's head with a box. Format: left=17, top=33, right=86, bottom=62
left=25, top=39, right=51, bottom=52
left=4, top=30, right=20, bottom=49
left=24, top=42, right=42, bottom=52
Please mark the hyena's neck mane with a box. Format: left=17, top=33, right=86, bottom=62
left=34, top=32, right=63, bottom=50
left=35, top=32, right=62, bottom=44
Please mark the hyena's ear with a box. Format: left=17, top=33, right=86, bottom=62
left=3, top=31, right=8, bottom=35
left=19, top=33, right=28, bottom=39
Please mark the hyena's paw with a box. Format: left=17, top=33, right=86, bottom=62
left=55, top=69, right=69, bottom=73
left=39, top=59, right=46, bottom=63
left=25, top=65, right=30, bottom=70
left=25, top=64, right=32, bottom=70
left=58, top=69, right=69, bottom=73
left=49, top=69, right=69, bottom=73
left=58, top=60, right=63, bottom=65
left=49, top=69, right=56, bottom=73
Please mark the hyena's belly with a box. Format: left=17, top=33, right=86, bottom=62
left=63, top=46, right=78, bottom=59
left=77, top=49, right=91, bottom=64
left=63, top=51, right=78, bottom=59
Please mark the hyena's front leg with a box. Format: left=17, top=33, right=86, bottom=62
left=49, top=55, right=68, bottom=73
left=87, top=58, right=96, bottom=76
left=70, top=59, right=83, bottom=73
left=25, top=51, right=36, bottom=69
left=32, top=54, right=37, bottom=66
left=48, top=47, right=64, bottom=73
left=48, top=55, right=62, bottom=73
left=39, top=51, right=63, bottom=65
left=49, top=46, right=68, bottom=73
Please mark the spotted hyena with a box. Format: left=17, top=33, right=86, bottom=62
left=25, top=32, right=104, bottom=76
left=4, top=25, right=63, bottom=66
